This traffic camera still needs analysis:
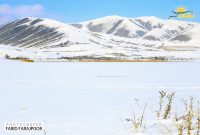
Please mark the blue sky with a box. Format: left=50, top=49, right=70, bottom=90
left=0, top=0, right=199, bottom=24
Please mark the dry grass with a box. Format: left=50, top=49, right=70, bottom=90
left=126, top=103, right=147, bottom=132
left=157, top=91, right=166, bottom=118
left=163, top=92, right=175, bottom=119
left=79, top=59, right=167, bottom=62
left=185, top=97, right=194, bottom=135
left=174, top=97, right=196, bottom=135
left=156, top=91, right=175, bottom=120
left=21, top=59, right=34, bottom=62
left=196, top=101, right=200, bottom=135
left=126, top=91, right=200, bottom=134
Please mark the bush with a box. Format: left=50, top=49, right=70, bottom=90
left=124, top=91, right=200, bottom=134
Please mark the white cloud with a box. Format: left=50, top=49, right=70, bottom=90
left=0, top=4, right=44, bottom=24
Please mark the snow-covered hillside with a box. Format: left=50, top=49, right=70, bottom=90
left=0, top=17, right=90, bottom=49
left=159, top=25, right=200, bottom=51
left=0, top=16, right=200, bottom=61
left=74, top=16, right=196, bottom=41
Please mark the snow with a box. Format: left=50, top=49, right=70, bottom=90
left=135, top=16, right=166, bottom=25
left=162, top=25, right=200, bottom=49
left=80, top=16, right=122, bottom=33
left=0, top=60, right=200, bottom=135
left=1, top=16, right=200, bottom=134
left=80, top=15, right=149, bottom=38
left=75, top=15, right=199, bottom=48
left=141, top=28, right=171, bottom=41
left=1, top=16, right=200, bottom=61
left=1, top=43, right=200, bottom=61
left=34, top=18, right=90, bottom=43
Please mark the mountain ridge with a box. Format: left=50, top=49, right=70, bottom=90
left=73, top=15, right=197, bottom=41
left=0, top=16, right=200, bottom=61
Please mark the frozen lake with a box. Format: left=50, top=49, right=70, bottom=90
left=0, top=61, right=200, bottom=135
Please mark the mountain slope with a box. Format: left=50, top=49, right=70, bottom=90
left=72, top=16, right=196, bottom=41
left=73, top=16, right=148, bottom=38
left=0, top=17, right=90, bottom=49
left=159, top=25, right=200, bottom=51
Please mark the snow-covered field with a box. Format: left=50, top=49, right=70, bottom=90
left=0, top=60, right=200, bottom=135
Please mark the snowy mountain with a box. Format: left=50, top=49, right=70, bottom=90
left=0, top=16, right=200, bottom=61
left=73, top=16, right=196, bottom=41
left=0, top=17, right=90, bottom=49
left=72, top=16, right=148, bottom=38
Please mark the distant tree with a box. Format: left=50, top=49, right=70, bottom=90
left=5, top=54, right=10, bottom=59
